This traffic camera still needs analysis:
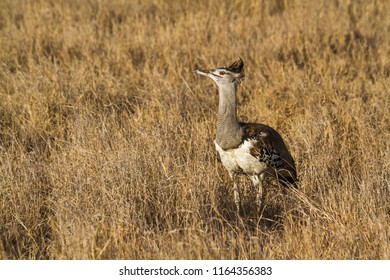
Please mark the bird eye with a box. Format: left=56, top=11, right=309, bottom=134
left=219, top=71, right=225, bottom=75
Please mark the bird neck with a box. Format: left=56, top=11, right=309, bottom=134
left=216, top=83, right=243, bottom=150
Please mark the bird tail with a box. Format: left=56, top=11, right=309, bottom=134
left=277, top=168, right=298, bottom=188
left=280, top=175, right=299, bottom=188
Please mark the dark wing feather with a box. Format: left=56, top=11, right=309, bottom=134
left=241, top=122, right=298, bottom=184
left=243, top=124, right=283, bottom=168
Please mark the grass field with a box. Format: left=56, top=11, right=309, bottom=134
left=0, top=0, right=389, bottom=259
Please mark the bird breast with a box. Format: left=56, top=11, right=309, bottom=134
left=214, top=140, right=268, bottom=176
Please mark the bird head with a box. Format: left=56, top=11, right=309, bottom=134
left=194, top=58, right=245, bottom=86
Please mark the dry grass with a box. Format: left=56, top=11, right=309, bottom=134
left=0, top=0, right=389, bottom=260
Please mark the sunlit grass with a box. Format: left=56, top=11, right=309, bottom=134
left=0, top=0, right=389, bottom=259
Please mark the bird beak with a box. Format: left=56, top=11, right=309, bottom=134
left=194, top=69, right=211, bottom=77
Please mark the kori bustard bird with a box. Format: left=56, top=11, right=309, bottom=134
left=195, top=58, right=297, bottom=213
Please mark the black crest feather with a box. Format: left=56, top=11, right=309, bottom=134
left=225, top=58, right=244, bottom=73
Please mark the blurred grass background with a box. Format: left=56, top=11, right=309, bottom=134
left=0, top=0, right=389, bottom=259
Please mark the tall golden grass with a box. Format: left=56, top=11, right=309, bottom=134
left=0, top=0, right=389, bottom=259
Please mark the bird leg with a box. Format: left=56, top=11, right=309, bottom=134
left=233, top=180, right=241, bottom=214
left=229, top=173, right=241, bottom=214
left=251, top=175, right=264, bottom=212
left=256, top=181, right=263, bottom=212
